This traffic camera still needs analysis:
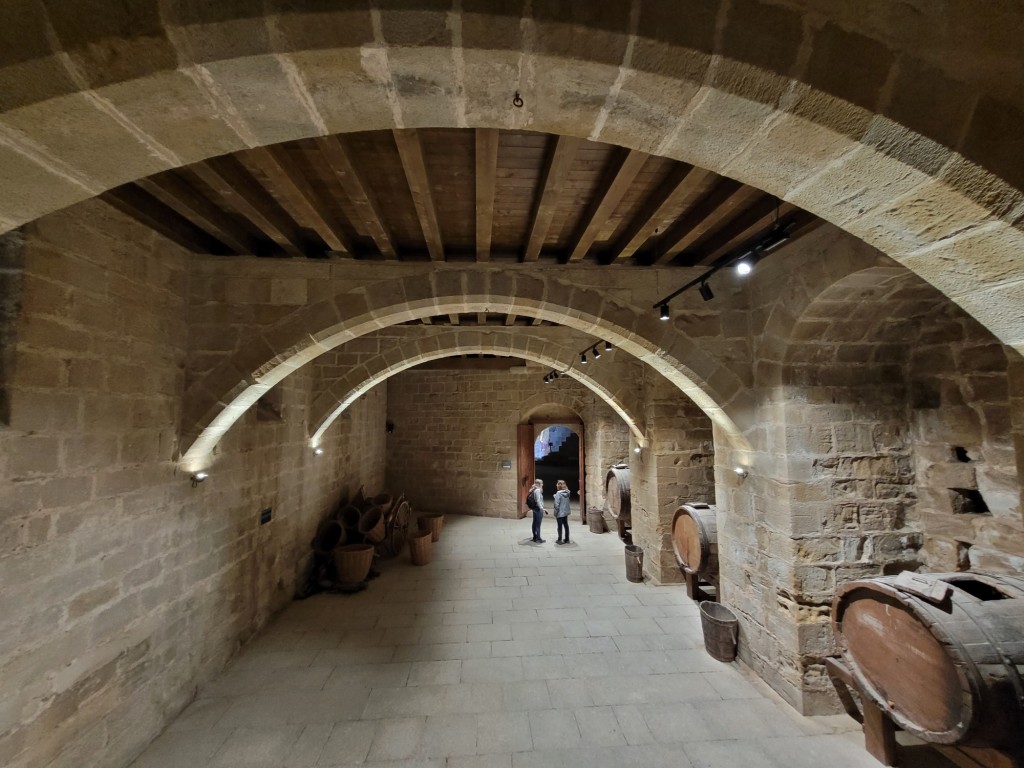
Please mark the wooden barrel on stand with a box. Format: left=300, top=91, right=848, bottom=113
left=671, top=503, right=718, bottom=579
left=604, top=464, right=631, bottom=524
left=833, top=571, right=1024, bottom=750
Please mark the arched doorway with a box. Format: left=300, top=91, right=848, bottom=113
left=533, top=423, right=583, bottom=521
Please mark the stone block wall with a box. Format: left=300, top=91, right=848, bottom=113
left=631, top=374, right=716, bottom=584
left=384, top=365, right=627, bottom=520
left=0, top=202, right=385, bottom=768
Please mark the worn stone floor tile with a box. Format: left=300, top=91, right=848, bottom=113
left=476, top=711, right=532, bottom=754
left=130, top=728, right=233, bottom=768
left=574, top=705, right=626, bottom=747
left=528, top=708, right=582, bottom=750
left=468, top=623, right=512, bottom=643
left=406, top=659, right=462, bottom=686
left=446, top=754, right=512, bottom=768
left=366, top=717, right=426, bottom=762
left=164, top=697, right=232, bottom=732
left=316, top=721, right=377, bottom=765
left=416, top=713, right=478, bottom=757
left=283, top=723, right=333, bottom=767
left=208, top=726, right=303, bottom=768
left=461, top=656, right=525, bottom=683
left=501, top=679, right=553, bottom=711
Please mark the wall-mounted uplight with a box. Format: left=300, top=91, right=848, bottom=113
left=633, top=446, right=641, bottom=454
left=733, top=466, right=749, bottom=479
left=313, top=447, right=324, bottom=456
left=191, top=471, right=208, bottom=488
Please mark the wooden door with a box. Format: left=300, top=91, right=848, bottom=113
left=516, top=423, right=535, bottom=519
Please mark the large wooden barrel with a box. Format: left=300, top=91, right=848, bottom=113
left=671, top=503, right=718, bottom=578
left=604, top=464, right=631, bottom=522
left=833, top=572, right=1024, bottom=749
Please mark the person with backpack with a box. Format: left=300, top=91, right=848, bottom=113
left=553, top=479, right=572, bottom=545
left=526, top=478, right=546, bottom=543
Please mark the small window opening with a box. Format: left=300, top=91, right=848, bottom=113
left=949, top=488, right=989, bottom=515
left=952, top=446, right=971, bottom=463
left=955, top=541, right=972, bottom=572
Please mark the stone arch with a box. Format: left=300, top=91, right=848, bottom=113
left=520, top=393, right=589, bottom=427
left=309, top=330, right=646, bottom=446
left=1, top=3, right=1021, bottom=351
left=179, top=270, right=751, bottom=470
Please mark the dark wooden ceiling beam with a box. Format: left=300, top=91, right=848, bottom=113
left=475, top=128, right=499, bottom=262
left=523, top=135, right=581, bottom=262
left=567, top=148, right=647, bottom=263
left=608, top=165, right=712, bottom=264
left=692, top=197, right=798, bottom=267
left=317, top=135, right=396, bottom=259
left=136, top=173, right=260, bottom=255
left=648, top=179, right=752, bottom=266
left=243, top=145, right=354, bottom=256
left=188, top=159, right=305, bottom=257
left=393, top=129, right=445, bottom=261
left=102, top=186, right=227, bottom=254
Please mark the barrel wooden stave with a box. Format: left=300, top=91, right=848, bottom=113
left=670, top=503, right=718, bottom=578
left=834, top=572, right=1024, bottom=749
left=604, top=464, right=631, bottom=522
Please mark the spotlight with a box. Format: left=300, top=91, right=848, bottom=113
left=736, top=259, right=753, bottom=276
left=633, top=446, right=641, bottom=454
left=659, top=303, right=670, bottom=321
left=604, top=341, right=612, bottom=352
left=698, top=282, right=714, bottom=301
left=733, top=466, right=749, bottom=479
left=313, top=447, right=324, bottom=456
left=580, top=352, right=587, bottom=365
left=190, top=472, right=208, bottom=488
left=543, top=375, right=550, bottom=384
left=592, top=346, right=601, bottom=359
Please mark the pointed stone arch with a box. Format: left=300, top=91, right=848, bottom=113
left=309, top=329, right=646, bottom=446
left=179, top=271, right=753, bottom=470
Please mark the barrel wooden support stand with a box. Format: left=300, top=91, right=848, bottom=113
left=825, top=657, right=1023, bottom=768
left=682, top=567, right=717, bottom=603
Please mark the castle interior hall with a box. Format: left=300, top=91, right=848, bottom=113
left=1, top=3, right=1023, bottom=768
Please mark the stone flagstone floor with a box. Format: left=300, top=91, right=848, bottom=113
left=128, top=513, right=941, bottom=768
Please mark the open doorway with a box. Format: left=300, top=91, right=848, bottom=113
left=518, top=421, right=585, bottom=522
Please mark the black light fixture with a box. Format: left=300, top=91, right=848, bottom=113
left=659, top=303, right=670, bottom=321
left=698, top=281, right=714, bottom=301
left=592, top=345, right=601, bottom=359
left=190, top=471, right=208, bottom=488
left=604, top=341, right=612, bottom=352
left=580, top=352, right=587, bottom=365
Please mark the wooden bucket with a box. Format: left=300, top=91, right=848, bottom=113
left=334, top=543, right=374, bottom=584
left=357, top=506, right=386, bottom=544
left=605, top=464, right=631, bottom=523
left=700, top=601, right=738, bottom=662
left=408, top=530, right=432, bottom=566
left=624, top=544, right=643, bottom=583
left=417, top=514, right=444, bottom=543
left=588, top=510, right=605, bottom=534
left=311, top=519, right=345, bottom=556
left=833, top=572, right=1024, bottom=749
left=671, top=503, right=719, bottom=579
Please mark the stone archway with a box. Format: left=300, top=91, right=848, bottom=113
left=0, top=3, right=1020, bottom=353
left=309, top=329, right=647, bottom=446
left=179, top=270, right=754, bottom=470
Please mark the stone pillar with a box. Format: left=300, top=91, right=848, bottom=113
left=631, top=375, right=716, bottom=584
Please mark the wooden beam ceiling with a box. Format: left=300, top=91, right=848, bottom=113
left=104, top=128, right=822, bottom=281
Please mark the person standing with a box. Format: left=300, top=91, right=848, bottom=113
left=526, top=478, right=546, bottom=543
left=554, top=479, right=571, bottom=545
